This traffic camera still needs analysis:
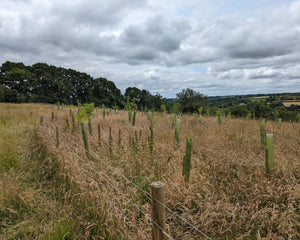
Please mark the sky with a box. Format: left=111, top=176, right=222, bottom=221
left=0, top=0, right=300, bottom=98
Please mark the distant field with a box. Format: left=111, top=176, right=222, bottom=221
left=282, top=101, right=300, bottom=107
left=253, top=96, right=269, bottom=99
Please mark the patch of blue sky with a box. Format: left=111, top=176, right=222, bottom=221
left=194, top=67, right=207, bottom=73
left=176, top=5, right=194, bottom=17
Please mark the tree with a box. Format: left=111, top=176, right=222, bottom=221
left=124, top=87, right=145, bottom=109
left=1, top=67, right=36, bottom=102
left=93, top=77, right=123, bottom=107
left=4, top=88, right=19, bottom=102
left=124, top=87, right=166, bottom=111
left=176, top=88, right=208, bottom=113
left=252, top=103, right=271, bottom=119
left=0, top=85, right=5, bottom=102
left=230, top=105, right=249, bottom=118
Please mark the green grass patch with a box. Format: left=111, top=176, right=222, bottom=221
left=46, top=220, right=74, bottom=240
left=0, top=117, right=23, bottom=173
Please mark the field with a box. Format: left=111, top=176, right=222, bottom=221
left=282, top=101, right=300, bottom=107
left=252, top=96, right=269, bottom=99
left=0, top=103, right=300, bottom=239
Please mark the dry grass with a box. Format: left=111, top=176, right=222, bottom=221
left=0, top=103, right=100, bottom=239
left=282, top=101, right=300, bottom=107
left=1, top=103, right=300, bottom=239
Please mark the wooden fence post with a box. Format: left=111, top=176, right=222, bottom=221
left=52, top=112, right=54, bottom=121
left=56, top=126, right=60, bottom=148
left=151, top=181, right=166, bottom=240
left=71, top=110, right=76, bottom=132
left=98, top=124, right=101, bottom=146
left=260, top=120, right=265, bottom=149
left=40, top=116, right=43, bottom=125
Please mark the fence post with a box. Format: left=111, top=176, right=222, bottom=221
left=98, top=124, right=101, bottom=146
left=56, top=126, right=60, bottom=148
left=52, top=112, right=54, bottom=121
left=151, top=181, right=166, bottom=240
left=40, top=116, right=43, bottom=125
left=260, top=120, right=265, bottom=149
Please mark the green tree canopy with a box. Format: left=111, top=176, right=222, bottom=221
left=176, top=88, right=208, bottom=113
left=125, top=87, right=166, bottom=111
left=230, top=105, right=249, bottom=118
left=0, top=61, right=122, bottom=106
left=92, top=77, right=123, bottom=107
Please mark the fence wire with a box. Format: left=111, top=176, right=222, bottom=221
left=62, top=140, right=173, bottom=240
left=45, top=120, right=213, bottom=240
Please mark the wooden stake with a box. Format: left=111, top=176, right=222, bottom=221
left=98, top=124, right=101, bottom=146
left=40, top=116, right=43, bottom=125
left=56, top=126, right=59, bottom=148
left=260, top=120, right=265, bottom=149
left=151, top=181, right=166, bottom=240
left=71, top=110, right=76, bottom=132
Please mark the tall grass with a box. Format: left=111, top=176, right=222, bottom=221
left=0, top=104, right=111, bottom=239
left=74, top=109, right=300, bottom=239
left=1, top=103, right=300, bottom=239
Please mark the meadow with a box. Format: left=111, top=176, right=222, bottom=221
left=0, top=103, right=299, bottom=239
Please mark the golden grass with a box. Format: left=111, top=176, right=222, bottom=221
left=38, top=105, right=300, bottom=239
left=0, top=103, right=78, bottom=239
left=1, top=103, right=300, bottom=239
left=253, top=96, right=269, bottom=99
left=282, top=101, right=300, bottom=107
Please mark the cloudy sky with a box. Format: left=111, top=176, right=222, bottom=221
left=1, top=0, right=300, bottom=97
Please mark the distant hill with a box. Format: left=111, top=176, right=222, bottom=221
left=207, top=92, right=300, bottom=109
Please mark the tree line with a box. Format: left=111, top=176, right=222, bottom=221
left=0, top=61, right=170, bottom=110
left=0, top=61, right=208, bottom=113
left=0, top=61, right=299, bottom=121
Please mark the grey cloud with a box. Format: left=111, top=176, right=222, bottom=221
left=0, top=36, right=41, bottom=54
left=52, top=0, right=147, bottom=26
left=126, top=47, right=159, bottom=61
left=0, top=0, right=300, bottom=97
left=19, top=15, right=120, bottom=57
left=226, top=28, right=299, bottom=59
left=121, top=16, right=191, bottom=55
left=174, top=47, right=219, bottom=65
left=230, top=47, right=289, bottom=59
left=180, top=12, right=300, bottom=67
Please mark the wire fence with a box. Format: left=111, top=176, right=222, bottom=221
left=42, top=117, right=213, bottom=240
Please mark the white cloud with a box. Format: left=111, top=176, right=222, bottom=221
left=0, top=0, right=299, bottom=97
left=244, top=67, right=280, bottom=79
